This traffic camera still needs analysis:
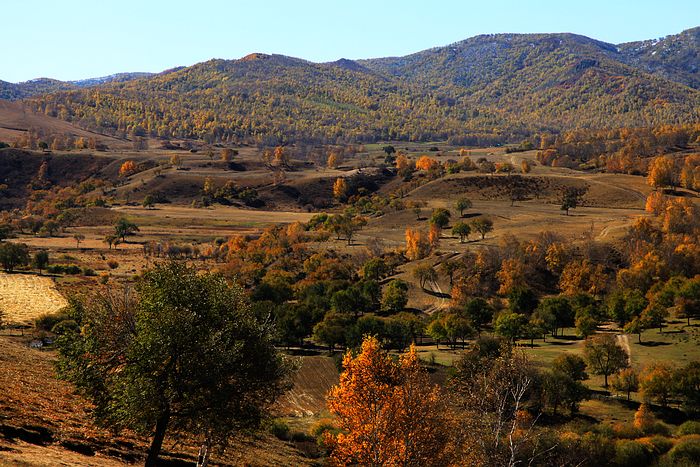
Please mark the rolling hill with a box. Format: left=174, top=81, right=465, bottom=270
left=10, top=27, right=700, bottom=144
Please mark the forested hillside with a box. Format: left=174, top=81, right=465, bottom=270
left=17, top=28, right=700, bottom=144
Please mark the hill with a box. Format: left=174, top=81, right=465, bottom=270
left=617, top=26, right=700, bottom=89
left=0, top=73, right=154, bottom=100
left=14, top=28, right=700, bottom=144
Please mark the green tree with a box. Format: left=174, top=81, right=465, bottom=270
left=56, top=262, right=294, bottom=466
left=455, top=197, right=472, bottom=217
left=382, top=279, right=409, bottom=314
left=611, top=368, right=639, bottom=401
left=560, top=187, right=587, bottom=216
left=114, top=218, right=139, bottom=242
left=413, top=263, right=437, bottom=290
left=471, top=217, right=494, bottom=240
left=451, top=222, right=471, bottom=243
left=0, top=242, right=29, bottom=272
left=32, top=250, right=49, bottom=274
left=494, top=312, right=526, bottom=343
left=142, top=194, right=155, bottom=209
left=429, top=208, right=451, bottom=229
left=583, top=334, right=628, bottom=388
left=463, top=297, right=493, bottom=336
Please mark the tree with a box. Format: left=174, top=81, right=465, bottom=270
left=0, top=242, right=29, bottom=272
left=494, top=312, right=526, bottom=343
left=382, top=145, right=396, bottom=158
left=536, top=296, right=574, bottom=336
left=633, top=403, right=655, bottom=432
left=673, top=361, right=700, bottom=413
left=639, top=363, right=673, bottom=406
left=32, top=250, right=49, bottom=274
left=326, top=337, right=451, bottom=466
left=560, top=187, right=586, bottom=215
left=382, top=279, right=409, bottom=314
left=313, top=312, right=352, bottom=350
left=327, top=152, right=342, bottom=169
left=142, top=194, right=155, bottom=209
left=452, top=222, right=471, bottom=243
left=415, top=155, right=439, bottom=171
left=521, top=160, right=532, bottom=174
left=413, top=263, right=437, bottom=290
left=332, top=177, right=348, bottom=201
left=455, top=198, right=472, bottom=217
left=429, top=208, right=451, bottom=229
left=119, top=160, right=137, bottom=177
left=220, top=148, right=236, bottom=162
left=55, top=262, right=294, bottom=466
left=73, top=233, right=85, bottom=249
left=114, top=218, right=139, bottom=242
left=583, top=334, right=628, bottom=388
left=170, top=154, right=182, bottom=169
left=647, top=155, right=675, bottom=190
left=611, top=368, right=639, bottom=401
left=463, top=298, right=493, bottom=336
left=552, top=354, right=588, bottom=382
left=471, top=217, right=493, bottom=240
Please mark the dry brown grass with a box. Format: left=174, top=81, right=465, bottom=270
left=0, top=273, right=68, bottom=325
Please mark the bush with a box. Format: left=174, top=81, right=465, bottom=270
left=642, top=436, right=674, bottom=455
left=613, top=439, right=652, bottom=467
left=310, top=418, right=341, bottom=450
left=106, top=260, right=119, bottom=269
left=51, top=319, right=79, bottom=335
left=678, top=421, right=700, bottom=436
left=613, top=422, right=643, bottom=439
left=47, top=264, right=81, bottom=275
left=35, top=311, right=70, bottom=332
left=82, top=267, right=96, bottom=277
left=269, top=419, right=290, bottom=441
left=664, top=436, right=700, bottom=464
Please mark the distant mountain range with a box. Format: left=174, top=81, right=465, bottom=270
left=5, top=27, right=700, bottom=143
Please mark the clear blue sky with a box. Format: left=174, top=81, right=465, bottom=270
left=3, top=0, right=698, bottom=83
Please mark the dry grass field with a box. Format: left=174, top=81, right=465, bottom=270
left=0, top=273, right=68, bottom=325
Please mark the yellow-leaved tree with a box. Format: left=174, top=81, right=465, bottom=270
left=326, top=336, right=451, bottom=466
left=333, top=177, right=348, bottom=201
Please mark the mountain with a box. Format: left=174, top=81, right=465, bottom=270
left=0, top=72, right=154, bottom=100
left=16, top=28, right=700, bottom=144
left=617, top=26, right=700, bottom=89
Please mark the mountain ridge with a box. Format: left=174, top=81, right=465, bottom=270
left=10, top=27, right=700, bottom=144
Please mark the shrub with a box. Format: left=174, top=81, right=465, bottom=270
left=35, top=311, right=70, bottom=332
left=310, top=418, right=341, bottom=450
left=664, top=436, right=700, bottom=464
left=269, top=419, right=290, bottom=441
left=82, top=267, right=96, bottom=277
left=51, top=319, right=79, bottom=335
left=613, top=439, right=652, bottom=467
left=106, top=260, right=119, bottom=269
left=678, top=421, right=700, bottom=436
left=613, top=422, right=643, bottom=439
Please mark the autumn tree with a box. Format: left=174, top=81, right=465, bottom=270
left=333, top=177, right=348, bottom=201
left=55, top=263, right=294, bottom=466
left=32, top=250, right=49, bottom=274
left=405, top=228, right=431, bottom=260
left=326, top=337, right=451, bottom=466
left=119, top=160, right=137, bottom=177
left=170, top=154, right=182, bottom=169
left=327, top=151, right=342, bottom=169
left=611, top=367, right=639, bottom=401
left=114, top=218, right=139, bottom=242
left=220, top=148, right=236, bottom=162
left=521, top=160, right=532, bottom=174
left=415, top=155, right=439, bottom=171
left=583, top=334, right=628, bottom=387
left=647, top=155, right=676, bottom=190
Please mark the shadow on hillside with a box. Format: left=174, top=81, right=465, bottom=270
left=638, top=341, right=672, bottom=347
left=423, top=289, right=451, bottom=299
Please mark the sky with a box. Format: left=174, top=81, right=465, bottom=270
left=3, top=0, right=698, bottom=83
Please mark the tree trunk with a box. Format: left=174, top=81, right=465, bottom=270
left=603, top=374, right=608, bottom=388
left=145, top=408, right=170, bottom=467
left=197, top=436, right=212, bottom=467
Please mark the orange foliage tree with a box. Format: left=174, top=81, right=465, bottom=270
left=405, top=228, right=431, bottom=261
left=415, top=155, right=439, bottom=171
left=326, top=336, right=451, bottom=466
left=647, top=155, right=675, bottom=190
left=119, top=160, right=137, bottom=177
left=333, top=177, right=348, bottom=201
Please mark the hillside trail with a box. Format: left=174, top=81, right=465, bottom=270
left=616, top=333, right=633, bottom=365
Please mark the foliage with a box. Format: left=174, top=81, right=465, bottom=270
left=55, top=262, right=295, bottom=465
left=326, top=337, right=451, bottom=466
left=583, top=334, right=629, bottom=388
left=0, top=242, right=29, bottom=272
